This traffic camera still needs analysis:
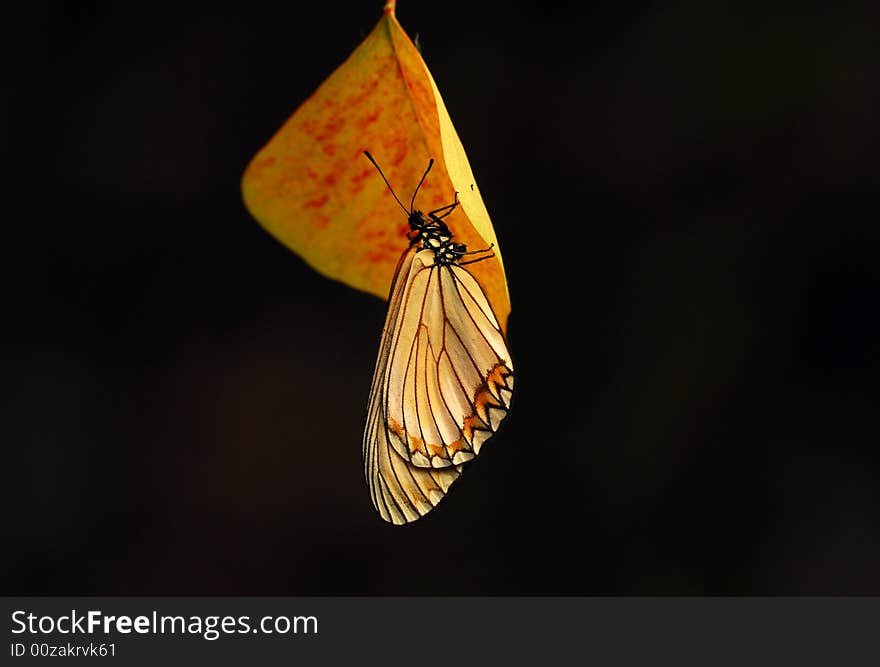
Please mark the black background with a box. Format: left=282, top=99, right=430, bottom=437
left=5, top=0, right=878, bottom=594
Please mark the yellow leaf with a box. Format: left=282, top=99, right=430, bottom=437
left=241, top=1, right=511, bottom=330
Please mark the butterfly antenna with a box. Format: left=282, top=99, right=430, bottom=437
left=410, top=158, right=434, bottom=213
left=363, top=151, right=409, bottom=215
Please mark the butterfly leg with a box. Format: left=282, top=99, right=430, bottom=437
left=429, top=192, right=460, bottom=219
left=455, top=243, right=495, bottom=266
left=457, top=253, right=495, bottom=267
left=460, top=243, right=495, bottom=255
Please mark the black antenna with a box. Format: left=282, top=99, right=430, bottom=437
left=410, top=158, right=434, bottom=212
left=363, top=151, right=409, bottom=215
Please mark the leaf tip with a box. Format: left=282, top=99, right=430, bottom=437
left=383, top=0, right=396, bottom=17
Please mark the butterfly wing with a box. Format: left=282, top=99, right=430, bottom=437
left=363, top=246, right=514, bottom=524
left=363, top=247, right=462, bottom=524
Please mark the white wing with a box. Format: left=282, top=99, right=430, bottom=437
left=363, top=246, right=514, bottom=524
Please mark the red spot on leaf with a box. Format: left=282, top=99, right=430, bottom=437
left=316, top=117, right=345, bottom=142
left=351, top=168, right=374, bottom=184
left=356, top=110, right=381, bottom=130
left=365, top=250, right=388, bottom=263
left=304, top=194, right=329, bottom=209
left=391, top=145, right=407, bottom=166
left=300, top=118, right=318, bottom=135
left=349, top=167, right=376, bottom=196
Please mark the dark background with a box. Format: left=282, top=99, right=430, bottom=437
left=5, top=0, right=878, bottom=594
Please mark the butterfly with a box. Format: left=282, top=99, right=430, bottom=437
left=362, top=151, right=514, bottom=524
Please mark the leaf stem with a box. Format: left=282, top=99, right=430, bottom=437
left=383, top=0, right=396, bottom=17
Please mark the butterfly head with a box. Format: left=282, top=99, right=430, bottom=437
left=407, top=211, right=452, bottom=247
